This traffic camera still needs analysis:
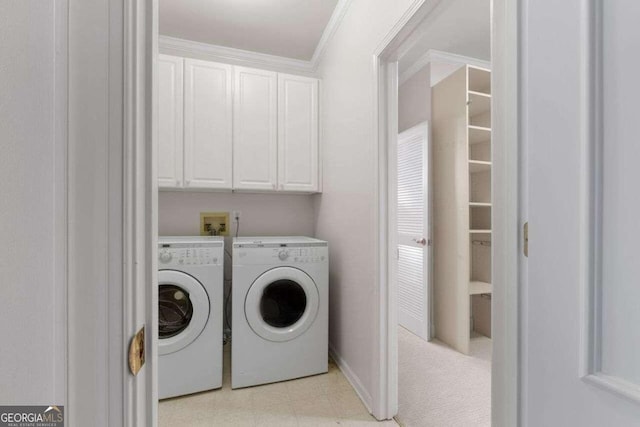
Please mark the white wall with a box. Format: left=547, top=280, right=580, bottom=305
left=159, top=192, right=315, bottom=237
left=0, top=1, right=65, bottom=405
left=398, top=64, right=431, bottom=133
left=314, top=0, right=416, bottom=410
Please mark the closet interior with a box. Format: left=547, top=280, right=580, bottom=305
left=432, top=65, right=492, bottom=354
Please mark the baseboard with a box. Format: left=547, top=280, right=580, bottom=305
left=328, top=343, right=373, bottom=413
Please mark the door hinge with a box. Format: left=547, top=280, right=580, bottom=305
left=128, top=326, right=145, bottom=376
left=523, top=222, right=529, bottom=257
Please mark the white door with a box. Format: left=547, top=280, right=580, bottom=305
left=184, top=58, right=233, bottom=189
left=233, top=66, right=278, bottom=191
left=396, top=123, right=430, bottom=340
left=278, top=73, right=319, bottom=192
left=522, top=0, right=640, bottom=424
left=157, top=55, right=184, bottom=189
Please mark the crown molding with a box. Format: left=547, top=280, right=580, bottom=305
left=158, top=0, right=352, bottom=76
left=158, top=35, right=317, bottom=76
left=399, top=49, right=491, bottom=85
left=310, top=0, right=354, bottom=67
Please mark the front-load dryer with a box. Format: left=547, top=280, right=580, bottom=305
left=158, top=236, right=224, bottom=399
left=232, top=236, right=328, bottom=388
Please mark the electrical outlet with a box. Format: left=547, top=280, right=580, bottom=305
left=232, top=210, right=241, bottom=222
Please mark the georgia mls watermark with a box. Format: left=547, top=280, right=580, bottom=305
left=0, top=406, right=64, bottom=427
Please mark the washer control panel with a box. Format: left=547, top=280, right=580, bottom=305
left=158, top=243, right=222, bottom=267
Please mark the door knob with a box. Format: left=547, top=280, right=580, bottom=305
left=413, top=237, right=427, bottom=246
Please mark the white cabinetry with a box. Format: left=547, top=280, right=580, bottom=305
left=232, top=66, right=278, bottom=191
left=156, top=56, right=320, bottom=193
left=184, top=58, right=233, bottom=189
left=158, top=55, right=184, bottom=188
left=277, top=73, right=319, bottom=192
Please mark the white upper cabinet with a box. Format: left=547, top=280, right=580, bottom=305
left=277, top=73, right=319, bottom=192
left=157, top=55, right=184, bottom=188
left=233, top=66, right=278, bottom=191
left=184, top=58, right=233, bottom=189
left=156, top=56, right=320, bottom=193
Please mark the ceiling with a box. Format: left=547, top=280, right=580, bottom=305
left=399, top=0, right=491, bottom=75
left=159, top=0, right=339, bottom=61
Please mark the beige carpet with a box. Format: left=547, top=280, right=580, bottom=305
left=395, top=327, right=491, bottom=427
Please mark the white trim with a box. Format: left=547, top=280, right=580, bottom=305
left=490, top=0, right=520, bottom=425
left=584, top=374, right=640, bottom=405
left=53, top=0, right=69, bottom=408
left=310, top=0, right=354, bottom=66
left=67, top=0, right=126, bottom=423
left=580, top=0, right=602, bottom=382
left=399, top=49, right=492, bottom=85
left=578, top=0, right=640, bottom=406
left=158, top=0, right=352, bottom=76
left=122, top=0, right=156, bottom=424
left=372, top=0, right=437, bottom=419
left=374, top=0, right=520, bottom=425
left=329, top=344, right=373, bottom=413
left=159, top=35, right=317, bottom=76
left=67, top=0, right=155, bottom=424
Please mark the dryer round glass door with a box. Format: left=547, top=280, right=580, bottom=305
left=245, top=267, right=319, bottom=342
left=158, top=270, right=210, bottom=355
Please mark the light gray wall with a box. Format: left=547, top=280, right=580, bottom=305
left=159, top=192, right=315, bottom=237
left=0, top=0, right=64, bottom=404
left=314, top=0, right=417, bottom=410
left=398, top=65, right=431, bottom=133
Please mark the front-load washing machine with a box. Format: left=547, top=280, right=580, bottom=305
left=158, top=236, right=224, bottom=399
left=232, top=236, right=328, bottom=388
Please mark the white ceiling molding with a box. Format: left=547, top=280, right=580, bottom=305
left=399, top=49, right=491, bottom=85
left=159, top=0, right=352, bottom=77
left=310, top=0, right=354, bottom=66
left=159, top=35, right=317, bottom=76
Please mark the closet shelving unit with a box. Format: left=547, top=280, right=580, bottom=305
left=432, top=64, right=492, bottom=355
left=467, top=67, right=492, bottom=301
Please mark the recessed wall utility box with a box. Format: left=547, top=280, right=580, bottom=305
left=200, top=212, right=230, bottom=236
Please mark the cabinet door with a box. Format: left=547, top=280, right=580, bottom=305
left=184, top=59, right=233, bottom=189
left=277, top=74, right=319, bottom=192
left=233, top=66, right=278, bottom=191
left=157, top=55, right=184, bottom=188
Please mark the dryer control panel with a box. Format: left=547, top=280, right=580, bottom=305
left=233, top=243, right=328, bottom=266
left=158, top=243, right=223, bottom=267
left=275, top=247, right=326, bottom=264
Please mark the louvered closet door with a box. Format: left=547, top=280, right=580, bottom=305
left=397, top=123, right=430, bottom=340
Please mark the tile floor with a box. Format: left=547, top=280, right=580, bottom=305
left=395, top=327, right=492, bottom=427
left=159, top=343, right=398, bottom=426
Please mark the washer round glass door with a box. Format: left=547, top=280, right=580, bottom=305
left=245, top=267, right=319, bottom=342
left=158, top=270, right=210, bottom=355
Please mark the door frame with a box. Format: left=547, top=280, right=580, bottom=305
left=66, top=0, right=157, bottom=425
left=371, top=0, right=520, bottom=425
